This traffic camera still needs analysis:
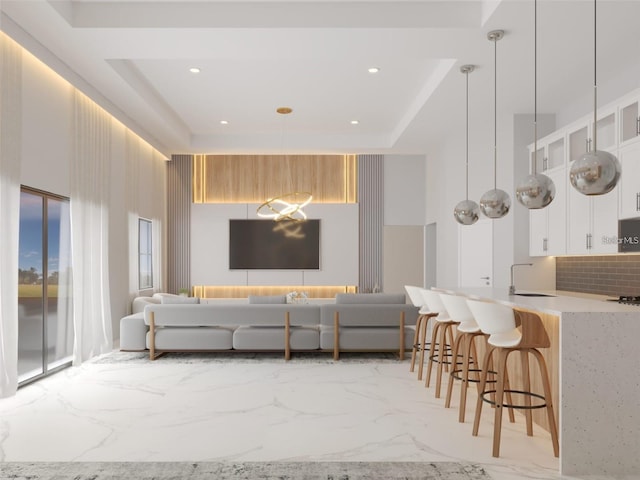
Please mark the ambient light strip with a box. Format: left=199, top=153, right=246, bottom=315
left=193, top=285, right=357, bottom=299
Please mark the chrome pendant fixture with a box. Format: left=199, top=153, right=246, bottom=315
left=569, top=0, right=621, bottom=196
left=516, top=0, right=555, bottom=209
left=480, top=30, right=511, bottom=219
left=454, top=65, right=480, bottom=226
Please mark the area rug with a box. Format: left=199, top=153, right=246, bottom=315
left=91, top=351, right=402, bottom=364
left=0, top=461, right=492, bottom=479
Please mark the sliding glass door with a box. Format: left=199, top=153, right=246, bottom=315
left=18, top=188, right=73, bottom=385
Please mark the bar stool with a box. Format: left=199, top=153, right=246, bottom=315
left=466, top=299, right=559, bottom=458
left=439, top=292, right=486, bottom=423
left=405, top=285, right=438, bottom=380
left=421, top=289, right=459, bottom=398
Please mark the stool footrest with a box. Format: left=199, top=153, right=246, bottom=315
left=451, top=368, right=496, bottom=384
left=480, top=389, right=548, bottom=410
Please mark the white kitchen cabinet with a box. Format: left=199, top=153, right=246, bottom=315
left=567, top=177, right=619, bottom=254
left=567, top=109, right=617, bottom=165
left=619, top=94, right=640, bottom=147
left=529, top=168, right=567, bottom=256
left=618, top=142, right=640, bottom=219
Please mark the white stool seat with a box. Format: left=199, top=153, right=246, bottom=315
left=489, top=330, right=522, bottom=348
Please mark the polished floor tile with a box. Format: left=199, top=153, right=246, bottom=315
left=0, top=353, right=591, bottom=480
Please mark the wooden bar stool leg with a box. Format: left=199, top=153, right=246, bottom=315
left=473, top=344, right=495, bottom=436
left=532, top=349, right=560, bottom=457
left=445, top=331, right=463, bottom=409
left=417, top=316, right=429, bottom=380
left=520, top=349, right=534, bottom=436
left=458, top=333, right=472, bottom=423
left=425, top=320, right=441, bottom=388
left=502, top=362, right=516, bottom=423
left=435, top=322, right=450, bottom=398
left=492, top=348, right=510, bottom=458
left=410, top=315, right=423, bottom=372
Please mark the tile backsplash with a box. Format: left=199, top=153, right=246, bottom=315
left=556, top=255, right=640, bottom=297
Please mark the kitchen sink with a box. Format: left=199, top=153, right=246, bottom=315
left=514, top=293, right=556, bottom=297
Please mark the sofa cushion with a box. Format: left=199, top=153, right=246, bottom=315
left=233, top=326, right=319, bottom=350
left=120, top=313, right=147, bottom=350
left=147, top=327, right=233, bottom=350
left=335, top=293, right=406, bottom=304
left=320, top=325, right=416, bottom=350
left=248, top=295, right=287, bottom=304
left=161, top=295, right=200, bottom=304
left=132, top=296, right=160, bottom=314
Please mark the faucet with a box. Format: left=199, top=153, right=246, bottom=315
left=509, top=263, right=533, bottom=295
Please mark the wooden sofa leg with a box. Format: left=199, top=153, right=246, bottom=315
left=333, top=312, right=340, bottom=360
left=285, top=312, right=291, bottom=361
left=149, top=312, right=156, bottom=361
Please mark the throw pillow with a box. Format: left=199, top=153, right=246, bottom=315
left=160, top=295, right=200, bottom=304
left=248, top=295, right=287, bottom=304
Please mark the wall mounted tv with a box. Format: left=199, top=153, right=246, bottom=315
left=229, top=219, right=320, bottom=270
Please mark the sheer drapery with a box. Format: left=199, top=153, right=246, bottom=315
left=70, top=91, right=113, bottom=364
left=0, top=34, right=22, bottom=398
left=125, top=131, right=166, bottom=299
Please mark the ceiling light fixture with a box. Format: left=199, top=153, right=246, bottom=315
left=454, top=64, right=480, bottom=226
left=368, top=67, right=380, bottom=74
left=220, top=120, right=229, bottom=125
left=516, top=0, right=555, bottom=209
left=256, top=107, right=313, bottom=221
left=568, top=0, right=621, bottom=196
left=479, top=30, right=511, bottom=219
left=189, top=67, right=201, bottom=74
left=350, top=120, right=359, bottom=125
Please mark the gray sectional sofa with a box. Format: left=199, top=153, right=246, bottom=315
left=119, top=293, right=419, bottom=360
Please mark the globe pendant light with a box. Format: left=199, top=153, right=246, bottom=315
left=569, top=0, right=621, bottom=195
left=516, top=0, right=555, bottom=209
left=480, top=30, right=511, bottom=219
left=454, top=65, right=480, bottom=226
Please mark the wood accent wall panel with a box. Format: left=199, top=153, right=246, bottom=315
left=358, top=154, right=384, bottom=292
left=167, top=154, right=192, bottom=294
left=194, top=155, right=356, bottom=204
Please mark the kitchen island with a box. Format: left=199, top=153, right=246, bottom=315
left=434, top=287, right=640, bottom=476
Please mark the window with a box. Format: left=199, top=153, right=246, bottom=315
left=139, top=218, right=153, bottom=289
left=18, top=187, right=73, bottom=385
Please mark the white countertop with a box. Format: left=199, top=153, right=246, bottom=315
left=434, top=287, right=640, bottom=316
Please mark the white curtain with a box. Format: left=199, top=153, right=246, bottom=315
left=150, top=148, right=166, bottom=293
left=70, top=91, right=113, bottom=364
left=0, top=34, right=22, bottom=398
left=125, top=131, right=167, bottom=299
left=125, top=130, right=141, bottom=303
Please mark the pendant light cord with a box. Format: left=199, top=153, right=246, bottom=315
left=593, top=0, right=598, bottom=151
left=493, top=35, right=498, bottom=190
left=465, top=69, right=470, bottom=200
left=533, top=0, right=538, bottom=175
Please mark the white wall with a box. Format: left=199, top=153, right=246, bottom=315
left=427, top=110, right=516, bottom=289
left=190, top=203, right=359, bottom=287
left=384, top=154, right=427, bottom=225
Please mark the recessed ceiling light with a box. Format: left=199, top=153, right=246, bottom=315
left=350, top=120, right=360, bottom=125
left=368, top=67, right=380, bottom=74
left=189, top=67, right=201, bottom=74
left=220, top=120, right=229, bottom=125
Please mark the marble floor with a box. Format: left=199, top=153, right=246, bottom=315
left=0, top=353, right=622, bottom=480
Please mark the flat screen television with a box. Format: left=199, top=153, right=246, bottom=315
left=229, top=219, right=320, bottom=269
